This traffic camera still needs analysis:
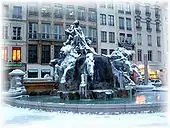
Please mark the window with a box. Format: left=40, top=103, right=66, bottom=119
left=41, top=4, right=51, bottom=17
left=66, top=5, right=75, bottom=20
left=137, top=49, right=142, bottom=61
left=109, top=32, right=115, bottom=43
left=129, top=54, right=133, bottom=61
left=88, top=27, right=97, bottom=43
left=12, top=47, right=21, bottom=62
left=100, top=14, right=106, bottom=25
left=28, top=4, right=38, bottom=16
left=28, top=44, right=37, bottom=63
left=28, top=69, right=38, bottom=78
left=126, top=18, right=132, bottom=30
left=12, top=27, right=21, bottom=40
left=125, top=3, right=131, bottom=14
left=100, top=3, right=106, bottom=8
left=107, top=2, right=114, bottom=9
left=3, top=26, right=8, bottom=39
left=156, top=22, right=160, bottom=32
left=42, top=23, right=50, bottom=39
left=145, top=6, right=150, bottom=14
left=137, top=33, right=142, bottom=45
left=146, top=21, right=151, bottom=31
left=157, top=51, right=161, bottom=62
left=157, top=36, right=161, bottom=47
left=1, top=47, right=8, bottom=61
left=29, top=22, right=38, bottom=39
left=101, top=31, right=107, bottom=42
left=41, top=69, right=51, bottom=78
left=54, top=3, right=63, bottom=18
left=4, top=5, right=9, bottom=17
left=81, top=26, right=86, bottom=35
left=77, top=6, right=86, bottom=21
left=54, top=24, right=63, bottom=40
left=119, top=17, right=124, bottom=29
left=13, top=6, right=22, bottom=19
left=88, top=8, right=96, bottom=22
left=41, top=45, right=51, bottom=64
left=109, top=49, right=114, bottom=54
left=148, top=50, right=152, bottom=61
left=126, top=34, right=132, bottom=43
left=147, top=35, right=152, bottom=46
left=119, top=33, right=125, bottom=43
left=136, top=19, right=141, bottom=29
left=54, top=45, right=62, bottom=58
left=101, top=49, right=107, bottom=55
left=118, top=3, right=124, bottom=13
left=108, top=15, right=114, bottom=26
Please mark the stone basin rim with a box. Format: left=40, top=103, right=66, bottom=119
left=3, top=98, right=167, bottom=115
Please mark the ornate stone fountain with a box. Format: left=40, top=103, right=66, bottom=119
left=3, top=69, right=27, bottom=97
left=49, top=20, right=142, bottom=101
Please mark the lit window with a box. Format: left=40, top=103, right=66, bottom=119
left=12, top=47, right=21, bottom=62
left=1, top=47, right=8, bottom=61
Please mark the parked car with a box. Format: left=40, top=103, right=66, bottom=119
left=148, top=79, right=162, bottom=87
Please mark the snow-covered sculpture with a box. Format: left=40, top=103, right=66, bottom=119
left=50, top=20, right=141, bottom=95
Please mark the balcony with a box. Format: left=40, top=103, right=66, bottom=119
left=12, top=15, right=22, bottom=19
left=66, top=14, right=75, bottom=20
left=156, top=28, right=161, bottom=33
left=118, top=10, right=124, bottom=14
left=28, top=11, right=38, bottom=16
left=145, top=11, right=151, bottom=17
left=77, top=16, right=86, bottom=21
left=88, top=17, right=96, bottom=22
left=41, top=11, right=52, bottom=18
left=136, top=26, right=142, bottom=31
left=88, top=37, right=97, bottom=45
left=119, top=26, right=125, bottom=30
left=118, top=41, right=135, bottom=50
left=147, top=27, right=152, bottom=32
left=126, top=11, right=131, bottom=15
left=54, top=13, right=63, bottom=19
left=135, top=9, right=141, bottom=15
left=28, top=33, right=66, bottom=42
left=155, top=13, right=160, bottom=19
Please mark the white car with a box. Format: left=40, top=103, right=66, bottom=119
left=149, top=79, right=162, bottom=87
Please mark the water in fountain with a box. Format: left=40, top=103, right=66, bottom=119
left=49, top=20, right=142, bottom=100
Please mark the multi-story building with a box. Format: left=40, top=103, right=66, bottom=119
left=2, top=2, right=27, bottom=76
left=134, top=2, right=163, bottom=79
left=26, top=1, right=97, bottom=78
left=97, top=1, right=164, bottom=79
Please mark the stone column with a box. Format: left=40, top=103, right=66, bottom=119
left=144, top=54, right=148, bottom=85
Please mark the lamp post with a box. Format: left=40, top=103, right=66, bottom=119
left=144, top=54, right=148, bottom=85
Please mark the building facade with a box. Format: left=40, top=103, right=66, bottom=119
left=97, top=1, right=164, bottom=79
left=26, top=1, right=97, bottom=78
left=2, top=2, right=27, bottom=76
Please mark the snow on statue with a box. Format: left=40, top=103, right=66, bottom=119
left=50, top=20, right=142, bottom=92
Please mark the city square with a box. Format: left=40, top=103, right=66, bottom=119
left=1, top=0, right=169, bottom=128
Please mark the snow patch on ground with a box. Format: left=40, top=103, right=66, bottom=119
left=1, top=104, right=169, bottom=128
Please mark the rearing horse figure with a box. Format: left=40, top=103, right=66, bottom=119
left=79, top=53, right=95, bottom=91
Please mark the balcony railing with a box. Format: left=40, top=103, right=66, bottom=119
left=28, top=33, right=66, bottom=42
left=77, top=16, right=86, bottom=21
left=28, top=33, right=96, bottom=44
left=145, top=11, right=151, bottom=17
left=28, top=11, right=38, bottom=16
left=136, top=26, right=142, bottom=31
left=135, top=9, right=141, bottom=15
left=147, top=27, right=152, bottom=32
left=88, top=37, right=97, bottom=44
left=54, top=13, right=63, bottom=18
left=12, top=15, right=22, bottom=19
left=88, top=17, right=96, bottom=22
